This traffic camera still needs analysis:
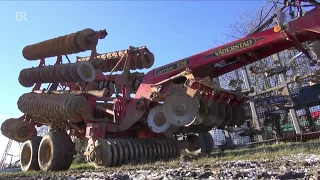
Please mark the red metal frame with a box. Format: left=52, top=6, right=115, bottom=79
left=143, top=8, right=320, bottom=85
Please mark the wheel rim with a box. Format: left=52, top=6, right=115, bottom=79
left=21, top=144, right=31, bottom=167
left=39, top=141, right=52, bottom=167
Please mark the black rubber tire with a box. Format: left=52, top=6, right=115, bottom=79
left=20, top=136, right=42, bottom=172
left=38, top=131, right=74, bottom=171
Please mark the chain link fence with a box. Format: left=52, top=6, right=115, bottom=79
left=208, top=47, right=320, bottom=148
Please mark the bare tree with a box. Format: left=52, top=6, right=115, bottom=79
left=212, top=2, right=282, bottom=92
left=212, top=3, right=274, bottom=46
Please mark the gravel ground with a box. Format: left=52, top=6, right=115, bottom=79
left=0, top=168, right=20, bottom=173
left=1, top=153, right=319, bottom=180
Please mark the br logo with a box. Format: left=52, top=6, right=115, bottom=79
left=16, top=12, right=27, bottom=21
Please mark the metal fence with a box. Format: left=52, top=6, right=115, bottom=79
left=209, top=47, right=320, bottom=148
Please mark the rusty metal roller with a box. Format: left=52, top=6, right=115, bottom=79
left=22, top=29, right=98, bottom=60
left=90, top=138, right=180, bottom=168
left=77, top=46, right=155, bottom=72
left=18, top=62, right=96, bottom=87
left=17, top=93, right=88, bottom=123
left=0, top=118, right=36, bottom=142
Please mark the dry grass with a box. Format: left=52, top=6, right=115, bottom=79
left=192, top=139, right=320, bottom=165
left=69, top=139, right=320, bottom=171
left=2, top=139, right=320, bottom=177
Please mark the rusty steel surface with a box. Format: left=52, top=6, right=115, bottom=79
left=0, top=118, right=36, bottom=142
left=90, top=138, right=180, bottom=167
left=77, top=46, right=155, bottom=72
left=17, top=93, right=88, bottom=123
left=22, top=29, right=107, bottom=60
left=18, top=61, right=96, bottom=87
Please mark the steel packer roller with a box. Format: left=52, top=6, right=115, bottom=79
left=10, top=2, right=320, bottom=172
left=18, top=61, right=96, bottom=87
left=17, top=93, right=88, bottom=123
left=22, top=28, right=107, bottom=60
left=77, top=46, right=155, bottom=72
left=0, top=118, right=36, bottom=142
left=90, top=138, right=180, bottom=167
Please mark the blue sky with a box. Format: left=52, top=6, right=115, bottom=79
left=0, top=1, right=264, bottom=163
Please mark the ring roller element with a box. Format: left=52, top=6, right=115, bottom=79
left=17, top=93, right=88, bottom=123
left=77, top=46, right=155, bottom=72
left=0, top=118, right=36, bottom=142
left=22, top=28, right=98, bottom=60
left=18, top=62, right=95, bottom=87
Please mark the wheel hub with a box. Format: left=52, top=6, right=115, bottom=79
left=173, top=103, right=187, bottom=116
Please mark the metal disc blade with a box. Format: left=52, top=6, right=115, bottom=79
left=218, top=103, right=232, bottom=128
left=193, top=99, right=207, bottom=125
left=236, top=107, right=246, bottom=127
left=193, top=117, right=203, bottom=125
left=165, top=124, right=180, bottom=133
left=213, top=102, right=225, bottom=126
left=163, top=92, right=199, bottom=126
left=202, top=101, right=218, bottom=126
left=229, top=107, right=240, bottom=126
left=147, top=105, right=172, bottom=133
